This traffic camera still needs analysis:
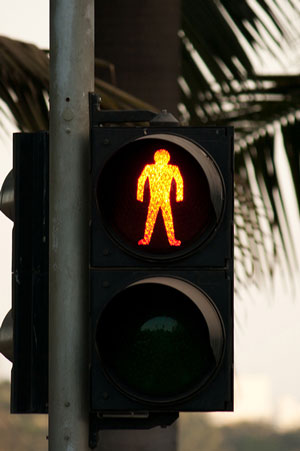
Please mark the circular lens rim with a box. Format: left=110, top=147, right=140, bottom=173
left=95, top=133, right=225, bottom=261
left=95, top=276, right=225, bottom=405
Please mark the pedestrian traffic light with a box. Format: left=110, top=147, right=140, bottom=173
left=0, top=132, right=49, bottom=413
left=89, top=106, right=234, bottom=421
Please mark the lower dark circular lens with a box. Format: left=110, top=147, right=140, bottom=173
left=96, top=278, right=224, bottom=404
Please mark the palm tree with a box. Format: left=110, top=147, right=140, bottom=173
left=1, top=1, right=299, bottom=292
left=1, top=1, right=300, bottom=450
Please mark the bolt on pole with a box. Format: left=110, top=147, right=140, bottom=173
left=49, top=0, right=94, bottom=449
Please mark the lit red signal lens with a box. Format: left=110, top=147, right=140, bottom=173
left=96, top=134, right=224, bottom=258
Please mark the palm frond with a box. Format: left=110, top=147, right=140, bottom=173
left=281, top=118, right=300, bottom=211
left=181, top=0, right=300, bottom=289
left=0, top=36, right=49, bottom=131
left=0, top=36, right=158, bottom=133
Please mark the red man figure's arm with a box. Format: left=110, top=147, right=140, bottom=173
left=173, top=166, right=184, bottom=202
left=137, top=165, right=150, bottom=202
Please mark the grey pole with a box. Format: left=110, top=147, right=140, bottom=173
left=49, top=1, right=94, bottom=450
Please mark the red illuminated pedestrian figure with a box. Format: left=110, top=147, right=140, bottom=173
left=137, top=149, right=184, bottom=246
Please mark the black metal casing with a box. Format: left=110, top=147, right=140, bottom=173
left=11, top=132, right=49, bottom=413
left=90, top=123, right=234, bottom=416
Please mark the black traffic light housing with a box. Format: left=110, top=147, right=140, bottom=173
left=0, top=132, right=49, bottom=413
left=89, top=100, right=234, bottom=422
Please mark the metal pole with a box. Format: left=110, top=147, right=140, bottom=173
left=49, top=1, right=94, bottom=449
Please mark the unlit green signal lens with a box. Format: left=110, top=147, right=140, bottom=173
left=96, top=278, right=224, bottom=403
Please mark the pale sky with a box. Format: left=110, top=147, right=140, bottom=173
left=1, top=0, right=300, bottom=429
left=0, top=1, right=49, bottom=48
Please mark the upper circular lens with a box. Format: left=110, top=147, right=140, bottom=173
left=96, top=134, right=224, bottom=260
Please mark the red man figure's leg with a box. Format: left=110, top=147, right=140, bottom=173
left=161, top=202, right=181, bottom=246
left=138, top=203, right=160, bottom=245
